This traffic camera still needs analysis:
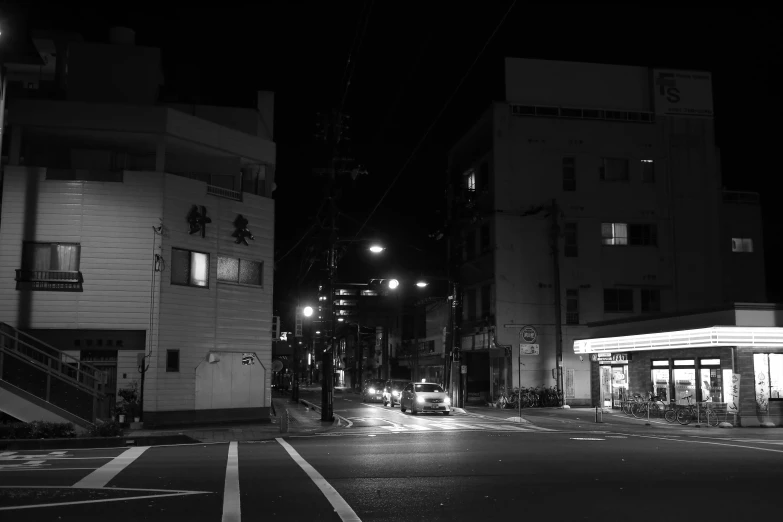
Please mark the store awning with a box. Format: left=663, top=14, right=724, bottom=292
left=573, top=326, right=783, bottom=354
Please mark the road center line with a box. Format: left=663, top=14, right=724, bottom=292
left=222, top=441, right=241, bottom=522
left=276, top=438, right=361, bottom=522
left=72, top=446, right=149, bottom=488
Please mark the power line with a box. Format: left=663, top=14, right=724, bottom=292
left=351, top=0, right=517, bottom=242
left=338, top=0, right=375, bottom=113
left=275, top=198, right=328, bottom=264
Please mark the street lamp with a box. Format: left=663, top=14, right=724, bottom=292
left=416, top=281, right=429, bottom=287
left=304, top=306, right=314, bottom=317
left=388, top=279, right=399, bottom=289
left=369, top=245, right=385, bottom=253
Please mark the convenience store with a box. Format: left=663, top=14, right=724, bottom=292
left=573, top=304, right=783, bottom=427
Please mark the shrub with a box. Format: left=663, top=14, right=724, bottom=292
left=0, top=421, right=75, bottom=439
left=86, top=420, right=125, bottom=438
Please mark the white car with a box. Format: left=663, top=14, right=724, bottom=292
left=400, top=382, right=451, bottom=415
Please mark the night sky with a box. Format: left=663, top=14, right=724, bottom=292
left=7, top=4, right=782, bottom=321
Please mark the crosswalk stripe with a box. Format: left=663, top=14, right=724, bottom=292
left=406, top=425, right=431, bottom=431
left=72, top=446, right=149, bottom=489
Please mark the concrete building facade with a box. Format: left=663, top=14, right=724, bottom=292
left=447, top=58, right=767, bottom=408
left=0, top=28, right=276, bottom=427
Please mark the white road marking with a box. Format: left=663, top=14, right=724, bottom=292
left=0, top=467, right=99, bottom=472
left=0, top=490, right=209, bottom=511
left=222, top=441, right=241, bottom=522
left=626, top=433, right=783, bottom=454
left=72, top=446, right=149, bottom=489
left=276, top=438, right=361, bottom=522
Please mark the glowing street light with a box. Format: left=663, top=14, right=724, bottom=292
left=388, top=279, right=399, bottom=290
left=369, top=245, right=385, bottom=254
left=416, top=281, right=428, bottom=288
left=303, top=306, right=314, bottom=317
left=338, top=317, right=345, bottom=322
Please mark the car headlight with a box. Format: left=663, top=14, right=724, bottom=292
left=444, top=397, right=450, bottom=404
left=369, top=388, right=375, bottom=394
left=393, top=391, right=400, bottom=397
left=416, top=396, right=425, bottom=404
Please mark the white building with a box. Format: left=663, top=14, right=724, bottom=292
left=447, top=58, right=767, bottom=408
left=0, top=28, right=276, bottom=428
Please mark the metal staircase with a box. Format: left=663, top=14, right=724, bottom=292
left=0, top=322, right=105, bottom=428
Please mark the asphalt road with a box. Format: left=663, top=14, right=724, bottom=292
left=2, top=395, right=782, bottom=521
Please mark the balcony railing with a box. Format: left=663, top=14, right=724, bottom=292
left=15, top=270, right=84, bottom=292
left=207, top=184, right=242, bottom=201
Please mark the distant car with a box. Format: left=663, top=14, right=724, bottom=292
left=382, top=379, right=410, bottom=407
left=361, top=379, right=386, bottom=403
left=400, top=382, right=451, bottom=415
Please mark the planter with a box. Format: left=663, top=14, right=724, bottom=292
left=134, top=417, right=140, bottom=423
left=129, top=421, right=144, bottom=430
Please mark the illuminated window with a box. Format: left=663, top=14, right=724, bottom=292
left=600, top=157, right=629, bottom=181
left=361, top=290, right=378, bottom=296
left=754, top=354, right=783, bottom=401
left=601, top=223, right=628, bottom=245
left=641, top=159, right=655, bottom=182
left=731, top=238, right=753, bottom=253
left=465, top=169, right=476, bottom=191
left=217, top=255, right=263, bottom=286
left=602, top=223, right=657, bottom=246
left=171, top=248, right=209, bottom=288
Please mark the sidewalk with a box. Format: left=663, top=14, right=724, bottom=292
left=460, top=402, right=783, bottom=439
left=125, top=394, right=339, bottom=443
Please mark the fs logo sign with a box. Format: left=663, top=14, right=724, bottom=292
left=655, top=72, right=680, bottom=103
left=652, top=69, right=713, bottom=118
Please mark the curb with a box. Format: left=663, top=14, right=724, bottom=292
left=0, top=434, right=199, bottom=450
left=299, top=399, right=342, bottom=429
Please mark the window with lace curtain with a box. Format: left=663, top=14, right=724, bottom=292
left=17, top=242, right=83, bottom=291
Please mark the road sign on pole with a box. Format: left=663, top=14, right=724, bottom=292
left=520, top=325, right=537, bottom=343
left=461, top=365, right=467, bottom=374
left=519, top=344, right=540, bottom=355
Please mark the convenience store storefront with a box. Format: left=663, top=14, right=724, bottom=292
left=574, top=305, right=783, bottom=427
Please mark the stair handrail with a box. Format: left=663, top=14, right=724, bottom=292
left=0, top=342, right=102, bottom=399
left=0, top=322, right=105, bottom=391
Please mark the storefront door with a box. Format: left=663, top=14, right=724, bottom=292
left=611, top=365, right=629, bottom=408
left=600, top=366, right=612, bottom=408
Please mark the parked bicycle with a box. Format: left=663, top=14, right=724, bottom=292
left=676, top=394, right=719, bottom=427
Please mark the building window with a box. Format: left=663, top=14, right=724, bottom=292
left=600, top=157, right=629, bottom=181
left=753, top=354, right=783, bottom=400
left=171, top=248, right=209, bottom=288
left=604, top=289, right=633, bottom=313
left=629, top=224, right=657, bottom=246
left=166, top=350, right=180, bottom=372
left=465, top=169, right=476, bottom=192
left=601, top=223, right=628, bottom=245
left=217, top=256, right=263, bottom=286
left=602, top=223, right=657, bottom=246
left=562, top=157, right=575, bottom=191
left=17, top=242, right=83, bottom=291
left=641, top=289, right=661, bottom=312
left=641, top=159, right=655, bottom=182
left=479, top=162, right=489, bottom=192
left=564, top=223, right=578, bottom=257
left=731, top=238, right=753, bottom=253
left=480, top=224, right=491, bottom=253
left=566, top=289, right=579, bottom=324
left=241, top=164, right=267, bottom=196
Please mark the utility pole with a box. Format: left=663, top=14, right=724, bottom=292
left=550, top=198, right=564, bottom=404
